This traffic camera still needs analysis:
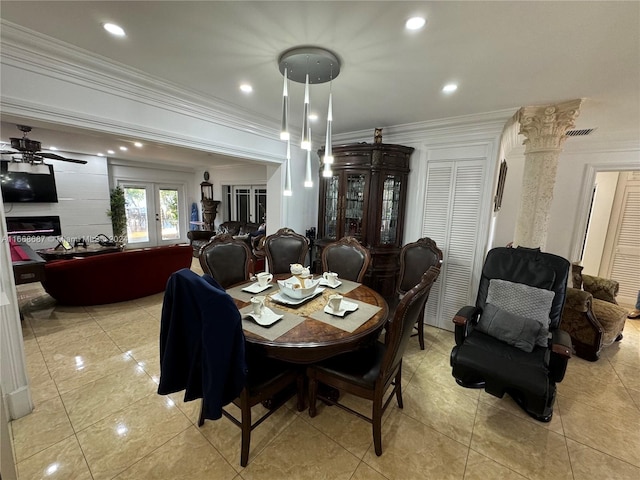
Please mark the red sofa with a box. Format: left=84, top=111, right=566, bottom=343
left=42, top=244, right=192, bottom=306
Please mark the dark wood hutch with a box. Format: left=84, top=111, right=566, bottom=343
left=315, top=142, right=414, bottom=296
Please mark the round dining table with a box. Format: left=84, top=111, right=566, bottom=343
left=232, top=274, right=389, bottom=364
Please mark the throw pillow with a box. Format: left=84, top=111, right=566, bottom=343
left=476, top=303, right=541, bottom=352
left=486, top=279, right=556, bottom=347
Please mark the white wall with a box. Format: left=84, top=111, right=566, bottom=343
left=494, top=140, right=640, bottom=261
left=2, top=153, right=110, bottom=250
left=582, top=171, right=619, bottom=275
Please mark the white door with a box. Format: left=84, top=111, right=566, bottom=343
left=120, top=182, right=184, bottom=248
left=600, top=171, right=640, bottom=306
left=229, top=185, right=267, bottom=224
left=422, top=159, right=487, bottom=331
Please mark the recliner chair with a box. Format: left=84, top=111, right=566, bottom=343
left=450, top=246, right=572, bottom=422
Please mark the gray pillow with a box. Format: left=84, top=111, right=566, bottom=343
left=486, top=279, right=556, bottom=347
left=476, top=303, right=541, bottom=352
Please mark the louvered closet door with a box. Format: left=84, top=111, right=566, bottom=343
left=422, top=160, right=486, bottom=331
left=601, top=171, right=640, bottom=306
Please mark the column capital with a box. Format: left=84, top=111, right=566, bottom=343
left=518, top=99, right=582, bottom=153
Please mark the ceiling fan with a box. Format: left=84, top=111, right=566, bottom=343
left=0, top=125, right=88, bottom=169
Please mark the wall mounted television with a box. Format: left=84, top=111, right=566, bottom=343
left=0, top=161, right=59, bottom=203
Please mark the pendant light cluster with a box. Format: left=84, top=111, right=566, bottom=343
left=278, top=47, right=341, bottom=196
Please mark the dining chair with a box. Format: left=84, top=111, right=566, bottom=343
left=198, top=233, right=253, bottom=288
left=263, top=227, right=309, bottom=274
left=392, top=237, right=443, bottom=349
left=198, top=348, right=304, bottom=467
left=321, top=236, right=371, bottom=282
left=307, top=266, right=441, bottom=456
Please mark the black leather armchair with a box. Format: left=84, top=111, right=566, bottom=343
left=450, top=246, right=572, bottom=422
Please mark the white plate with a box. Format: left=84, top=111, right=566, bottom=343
left=324, top=300, right=359, bottom=317
left=241, top=283, right=273, bottom=294
left=319, top=278, right=342, bottom=289
left=244, top=307, right=283, bottom=327
left=271, top=288, right=324, bottom=306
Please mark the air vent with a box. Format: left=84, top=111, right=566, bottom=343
left=566, top=128, right=596, bottom=137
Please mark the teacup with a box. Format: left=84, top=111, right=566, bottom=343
left=251, top=296, right=265, bottom=316
left=328, top=294, right=343, bottom=311
left=256, top=272, right=273, bottom=287
left=323, top=271, right=339, bottom=286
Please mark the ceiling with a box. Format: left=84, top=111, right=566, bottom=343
left=1, top=1, right=638, bottom=167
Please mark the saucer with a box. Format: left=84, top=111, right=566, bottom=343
left=324, top=300, right=358, bottom=317
left=319, top=278, right=342, bottom=289
left=242, top=283, right=273, bottom=294
left=244, top=307, right=283, bottom=327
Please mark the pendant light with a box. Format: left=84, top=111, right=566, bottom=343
left=301, top=73, right=311, bottom=150
left=304, top=127, right=313, bottom=187
left=280, top=67, right=289, bottom=141
left=283, top=140, right=292, bottom=196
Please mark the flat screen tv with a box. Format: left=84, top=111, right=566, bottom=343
left=0, top=161, right=59, bottom=203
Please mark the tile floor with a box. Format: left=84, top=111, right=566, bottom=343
left=8, top=261, right=640, bottom=480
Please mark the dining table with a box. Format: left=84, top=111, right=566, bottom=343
left=226, top=274, right=389, bottom=364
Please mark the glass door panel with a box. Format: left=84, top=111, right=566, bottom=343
left=380, top=174, right=403, bottom=244
left=159, top=188, right=180, bottom=240
left=324, top=175, right=339, bottom=240
left=123, top=186, right=150, bottom=244
left=343, top=173, right=366, bottom=240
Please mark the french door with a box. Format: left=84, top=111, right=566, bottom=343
left=119, top=182, right=184, bottom=248
left=225, top=185, right=267, bottom=224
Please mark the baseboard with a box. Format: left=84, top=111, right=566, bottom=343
left=5, top=385, right=33, bottom=420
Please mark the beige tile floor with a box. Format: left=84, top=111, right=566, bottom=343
left=9, top=261, right=640, bottom=480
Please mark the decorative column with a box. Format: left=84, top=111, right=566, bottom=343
left=514, top=99, right=582, bottom=249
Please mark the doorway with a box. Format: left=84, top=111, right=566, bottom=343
left=581, top=170, right=640, bottom=306
left=224, top=185, right=267, bottom=225
left=120, top=182, right=184, bottom=248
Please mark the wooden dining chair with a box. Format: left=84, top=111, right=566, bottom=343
left=198, top=233, right=253, bottom=288
left=321, top=236, right=371, bottom=282
left=307, top=266, right=441, bottom=456
left=393, top=237, right=443, bottom=349
left=263, top=227, right=309, bottom=274
left=198, top=350, right=304, bottom=467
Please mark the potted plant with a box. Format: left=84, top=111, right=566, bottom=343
left=107, top=186, right=127, bottom=245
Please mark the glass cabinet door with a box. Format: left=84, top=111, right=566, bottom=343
left=379, top=173, right=403, bottom=245
left=343, top=173, right=366, bottom=240
left=323, top=174, right=339, bottom=240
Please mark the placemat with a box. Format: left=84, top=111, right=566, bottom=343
left=309, top=299, right=382, bottom=333
left=239, top=305, right=305, bottom=341
left=320, top=278, right=360, bottom=295
left=227, top=282, right=275, bottom=303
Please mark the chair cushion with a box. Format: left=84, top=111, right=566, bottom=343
left=313, top=342, right=385, bottom=389
left=476, top=303, right=541, bottom=353
left=453, top=330, right=550, bottom=397
left=486, top=279, right=555, bottom=347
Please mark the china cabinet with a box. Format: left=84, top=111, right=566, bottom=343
left=316, top=142, right=414, bottom=296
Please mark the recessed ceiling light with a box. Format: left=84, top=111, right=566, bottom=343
left=405, top=17, right=426, bottom=31
left=49, top=146, right=58, bottom=151
left=107, top=150, right=115, bottom=154
left=119, top=146, right=128, bottom=151
left=442, top=83, right=458, bottom=93
left=240, top=84, right=253, bottom=93
left=97, top=153, right=104, bottom=157
left=103, top=23, right=126, bottom=37
left=308, top=113, right=318, bottom=121
left=134, top=142, right=143, bottom=148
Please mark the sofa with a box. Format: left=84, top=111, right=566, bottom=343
left=42, top=244, right=193, bottom=306
left=560, top=263, right=628, bottom=361
left=187, top=221, right=262, bottom=257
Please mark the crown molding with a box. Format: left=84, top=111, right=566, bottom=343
left=333, top=109, right=514, bottom=146
left=0, top=20, right=282, bottom=141
left=1, top=97, right=284, bottom=164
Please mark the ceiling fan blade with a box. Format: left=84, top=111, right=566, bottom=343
left=39, top=152, right=88, bottom=164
